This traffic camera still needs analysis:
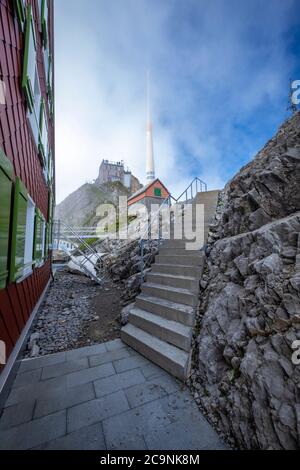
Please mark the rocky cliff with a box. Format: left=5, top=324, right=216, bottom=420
left=190, top=112, right=300, bottom=449
left=55, top=181, right=130, bottom=227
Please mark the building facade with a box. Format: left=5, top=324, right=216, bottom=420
left=95, top=159, right=142, bottom=194
left=0, top=0, right=55, bottom=376
left=127, top=178, right=170, bottom=212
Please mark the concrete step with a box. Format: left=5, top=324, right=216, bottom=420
left=146, top=271, right=198, bottom=291
left=159, top=247, right=203, bottom=256
left=142, top=282, right=198, bottom=307
left=121, top=324, right=190, bottom=381
left=136, top=294, right=195, bottom=326
left=152, top=263, right=203, bottom=278
left=162, top=239, right=189, bottom=248
left=129, top=308, right=192, bottom=352
left=156, top=254, right=205, bottom=267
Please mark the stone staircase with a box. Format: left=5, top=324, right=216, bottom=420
left=121, top=190, right=220, bottom=381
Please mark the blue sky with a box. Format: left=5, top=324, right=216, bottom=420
left=54, top=0, right=300, bottom=203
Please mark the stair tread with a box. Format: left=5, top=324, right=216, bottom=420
left=157, top=254, right=204, bottom=265
left=130, top=307, right=191, bottom=337
left=148, top=272, right=197, bottom=282
left=143, top=282, right=194, bottom=296
left=137, top=294, right=194, bottom=314
left=122, top=324, right=189, bottom=367
left=154, top=263, right=202, bottom=270
left=160, top=247, right=202, bottom=252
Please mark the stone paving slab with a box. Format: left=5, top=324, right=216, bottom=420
left=94, top=368, right=146, bottom=398
left=145, top=413, right=227, bottom=450
left=113, top=355, right=149, bottom=373
left=34, top=382, right=95, bottom=419
left=41, top=357, right=89, bottom=380
left=0, top=401, right=35, bottom=431
left=89, top=347, right=131, bottom=368
left=0, top=339, right=227, bottom=450
left=124, top=374, right=181, bottom=408
left=33, top=423, right=106, bottom=450
left=12, top=368, right=42, bottom=389
left=17, top=351, right=67, bottom=374
left=67, top=390, right=130, bottom=433
left=0, top=410, right=66, bottom=450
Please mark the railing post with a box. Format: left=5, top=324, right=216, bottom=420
left=140, top=239, right=144, bottom=284
left=57, top=219, right=61, bottom=251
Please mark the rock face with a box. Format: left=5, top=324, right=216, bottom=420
left=98, top=238, right=160, bottom=306
left=55, top=181, right=129, bottom=227
left=191, top=112, right=300, bottom=449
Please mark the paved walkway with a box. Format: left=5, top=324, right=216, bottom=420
left=0, top=339, right=226, bottom=450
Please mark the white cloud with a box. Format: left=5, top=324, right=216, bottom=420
left=54, top=0, right=298, bottom=203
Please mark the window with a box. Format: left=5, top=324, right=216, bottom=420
left=47, top=54, right=54, bottom=119
left=28, top=66, right=41, bottom=148
left=9, top=177, right=28, bottom=282
left=0, top=149, right=13, bottom=290
left=48, top=54, right=53, bottom=96
left=43, top=48, right=49, bottom=86
left=41, top=0, right=49, bottom=48
left=154, top=187, right=162, bottom=197
left=13, top=0, right=26, bottom=27
left=48, top=151, right=53, bottom=185
left=47, top=189, right=54, bottom=251
left=22, top=5, right=37, bottom=113
left=39, top=99, right=49, bottom=168
left=23, top=198, right=35, bottom=277
left=34, top=209, right=46, bottom=265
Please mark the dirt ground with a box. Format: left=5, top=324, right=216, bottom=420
left=23, top=268, right=124, bottom=358
left=83, top=283, right=122, bottom=344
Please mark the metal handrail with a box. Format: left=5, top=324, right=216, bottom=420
left=53, top=220, right=105, bottom=284
left=139, top=195, right=172, bottom=241
left=174, top=177, right=207, bottom=203
left=53, top=220, right=102, bottom=261
left=138, top=176, right=207, bottom=282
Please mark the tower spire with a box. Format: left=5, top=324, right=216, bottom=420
left=146, top=71, right=155, bottom=182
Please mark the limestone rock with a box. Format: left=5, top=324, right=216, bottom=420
left=191, top=111, right=300, bottom=450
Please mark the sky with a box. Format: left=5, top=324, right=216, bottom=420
left=54, top=0, right=300, bottom=204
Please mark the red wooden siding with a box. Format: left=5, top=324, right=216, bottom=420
left=0, top=0, right=54, bottom=367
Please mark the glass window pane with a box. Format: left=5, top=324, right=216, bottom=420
left=15, top=194, right=27, bottom=276
left=24, top=199, right=35, bottom=275
left=0, top=170, right=12, bottom=288
left=27, top=21, right=36, bottom=91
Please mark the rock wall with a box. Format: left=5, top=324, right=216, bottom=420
left=190, top=112, right=300, bottom=449
left=95, top=238, right=159, bottom=306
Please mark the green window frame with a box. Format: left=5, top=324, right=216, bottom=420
left=47, top=151, right=53, bottom=185
left=154, top=187, right=162, bottom=197
left=47, top=54, right=54, bottom=120
left=0, top=149, right=14, bottom=290
left=22, top=5, right=37, bottom=113
left=9, top=177, right=28, bottom=283
left=44, top=221, right=52, bottom=258
left=48, top=189, right=54, bottom=251
left=48, top=54, right=52, bottom=92
left=28, top=66, right=41, bottom=149
left=39, top=99, right=48, bottom=167
left=41, top=0, right=49, bottom=48
left=33, top=209, right=45, bottom=264
left=13, top=0, right=26, bottom=27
